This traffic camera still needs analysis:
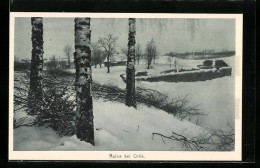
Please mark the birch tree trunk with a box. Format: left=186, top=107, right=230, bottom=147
left=125, top=18, right=136, bottom=108
left=28, top=17, right=44, bottom=115
left=74, top=18, right=94, bottom=145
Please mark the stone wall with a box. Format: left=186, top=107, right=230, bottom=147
left=136, top=67, right=232, bottom=82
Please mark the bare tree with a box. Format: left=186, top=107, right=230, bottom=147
left=74, top=18, right=94, bottom=145
left=99, top=52, right=106, bottom=68
left=185, top=19, right=200, bottom=42
left=145, top=38, right=157, bottom=69
left=174, top=57, right=177, bottom=69
left=27, top=17, right=44, bottom=115
left=91, top=43, right=104, bottom=68
left=135, top=43, right=142, bottom=65
left=98, top=34, right=118, bottom=73
left=184, top=19, right=204, bottom=54
left=63, top=44, right=73, bottom=68
left=125, top=18, right=136, bottom=108
left=168, top=56, right=172, bottom=68
left=153, top=46, right=158, bottom=65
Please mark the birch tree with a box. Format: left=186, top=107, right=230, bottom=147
left=74, top=18, right=94, bottom=145
left=125, top=18, right=136, bottom=108
left=27, top=17, right=44, bottom=115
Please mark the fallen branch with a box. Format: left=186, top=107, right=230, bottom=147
left=152, top=126, right=235, bottom=151
left=14, top=116, right=35, bottom=129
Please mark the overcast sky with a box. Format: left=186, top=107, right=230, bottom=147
left=14, top=17, right=235, bottom=59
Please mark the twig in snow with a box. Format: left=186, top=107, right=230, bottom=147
left=152, top=126, right=235, bottom=151
left=122, top=130, right=130, bottom=133
left=136, top=125, right=140, bottom=133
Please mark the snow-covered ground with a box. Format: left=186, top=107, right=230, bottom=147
left=89, top=56, right=236, bottom=130
left=13, top=56, right=236, bottom=151
left=14, top=99, right=206, bottom=151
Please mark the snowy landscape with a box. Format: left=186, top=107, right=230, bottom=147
left=12, top=17, right=236, bottom=152
left=13, top=56, right=235, bottom=151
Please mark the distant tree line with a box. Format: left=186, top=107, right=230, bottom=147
left=165, top=50, right=235, bottom=59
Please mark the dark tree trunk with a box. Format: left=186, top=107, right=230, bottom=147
left=74, top=18, right=94, bottom=145
left=147, top=54, right=151, bottom=69
left=107, top=55, right=110, bottom=73
left=125, top=18, right=136, bottom=108
left=68, top=59, right=71, bottom=68
left=27, top=17, right=44, bottom=115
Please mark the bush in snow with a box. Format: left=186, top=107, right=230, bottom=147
left=35, top=82, right=77, bottom=136
left=14, top=71, right=77, bottom=136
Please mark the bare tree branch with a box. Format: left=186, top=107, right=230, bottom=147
left=98, top=34, right=118, bottom=73
left=152, top=125, right=235, bottom=151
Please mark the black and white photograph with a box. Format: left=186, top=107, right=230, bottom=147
left=9, top=13, right=242, bottom=161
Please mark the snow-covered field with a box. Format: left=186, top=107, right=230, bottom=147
left=90, top=56, right=236, bottom=130
left=14, top=99, right=206, bottom=151
left=13, top=56, right=236, bottom=151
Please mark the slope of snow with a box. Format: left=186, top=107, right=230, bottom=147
left=138, top=76, right=235, bottom=130
left=88, top=56, right=235, bottom=130
left=13, top=56, right=235, bottom=151
left=14, top=99, right=206, bottom=151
